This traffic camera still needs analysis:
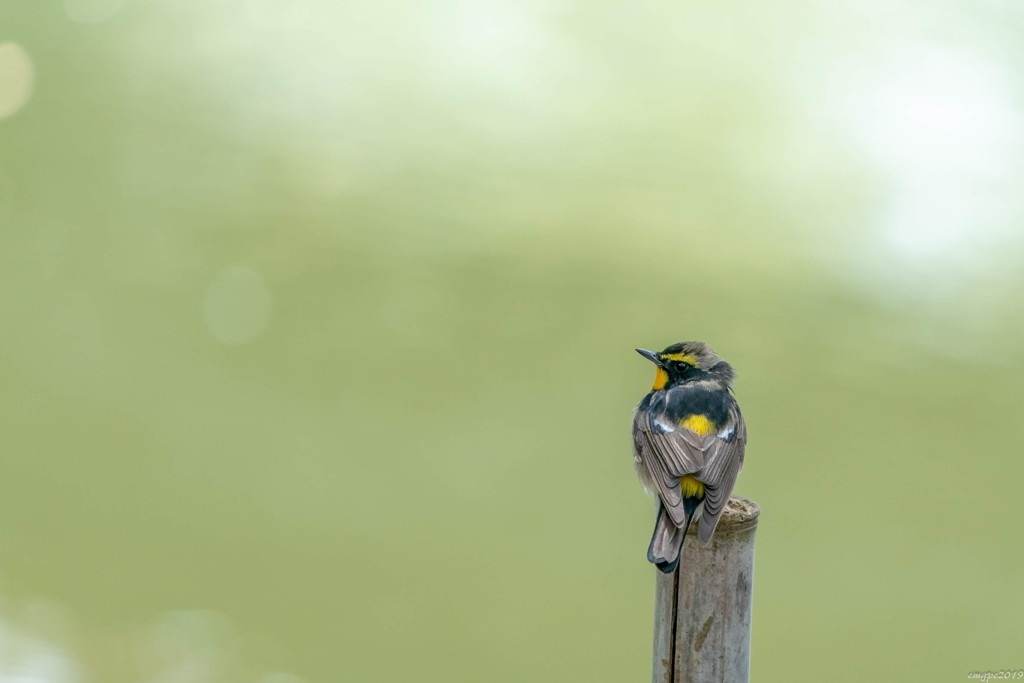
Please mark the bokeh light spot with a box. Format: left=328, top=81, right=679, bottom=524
left=0, top=43, right=35, bottom=120
left=0, top=616, right=80, bottom=683
left=203, top=266, right=274, bottom=346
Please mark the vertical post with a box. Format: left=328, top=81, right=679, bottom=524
left=652, top=497, right=760, bottom=683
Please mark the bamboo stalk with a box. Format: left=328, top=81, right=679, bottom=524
left=652, top=496, right=760, bottom=683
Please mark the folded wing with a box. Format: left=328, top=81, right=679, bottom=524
left=633, top=395, right=747, bottom=543
left=696, top=401, right=747, bottom=544
left=632, top=396, right=709, bottom=528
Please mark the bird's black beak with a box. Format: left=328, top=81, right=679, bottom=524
left=635, top=348, right=664, bottom=367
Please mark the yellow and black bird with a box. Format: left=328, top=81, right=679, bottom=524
left=632, top=342, right=747, bottom=573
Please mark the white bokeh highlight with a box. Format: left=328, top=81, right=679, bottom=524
left=827, top=42, right=1023, bottom=299
left=0, top=43, right=35, bottom=120
left=0, top=618, right=80, bottom=683
left=203, top=266, right=274, bottom=345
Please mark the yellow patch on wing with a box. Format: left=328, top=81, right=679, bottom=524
left=661, top=352, right=698, bottom=364
left=680, top=475, right=704, bottom=498
left=652, top=367, right=669, bottom=390
left=680, top=414, right=715, bottom=437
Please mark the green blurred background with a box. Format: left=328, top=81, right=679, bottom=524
left=2, top=1, right=1023, bottom=681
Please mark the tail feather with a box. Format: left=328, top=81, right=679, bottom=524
left=647, top=497, right=702, bottom=574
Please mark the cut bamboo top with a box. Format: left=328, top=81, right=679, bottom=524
left=692, top=496, right=759, bottom=536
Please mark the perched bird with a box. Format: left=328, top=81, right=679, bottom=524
left=632, top=342, right=747, bottom=573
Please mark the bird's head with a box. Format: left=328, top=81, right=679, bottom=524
left=635, top=341, right=734, bottom=390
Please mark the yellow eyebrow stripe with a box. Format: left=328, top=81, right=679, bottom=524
left=661, top=353, right=698, bottom=364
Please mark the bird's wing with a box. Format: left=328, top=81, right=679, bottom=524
left=633, top=402, right=710, bottom=528
left=696, top=401, right=748, bottom=544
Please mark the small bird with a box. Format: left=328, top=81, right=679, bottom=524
left=632, top=342, right=747, bottom=573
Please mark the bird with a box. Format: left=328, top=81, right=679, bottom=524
left=632, top=341, right=747, bottom=573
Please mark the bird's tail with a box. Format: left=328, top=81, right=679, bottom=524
left=647, top=498, right=701, bottom=574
